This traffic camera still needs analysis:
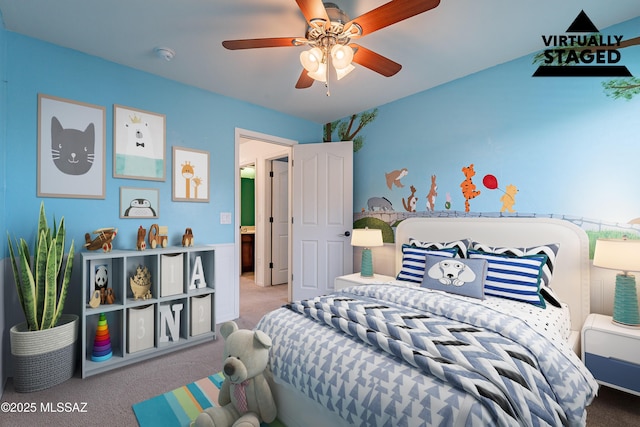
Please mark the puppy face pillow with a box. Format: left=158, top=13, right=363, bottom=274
left=423, top=255, right=487, bottom=299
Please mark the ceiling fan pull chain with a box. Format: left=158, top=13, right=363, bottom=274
left=325, top=46, right=331, bottom=97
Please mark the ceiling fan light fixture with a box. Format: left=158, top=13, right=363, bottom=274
left=222, top=0, right=442, bottom=92
left=300, top=47, right=324, bottom=72
left=307, top=62, right=327, bottom=82
left=330, top=44, right=354, bottom=70
left=335, top=63, right=355, bottom=80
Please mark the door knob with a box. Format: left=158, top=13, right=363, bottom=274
left=343, top=231, right=351, bottom=237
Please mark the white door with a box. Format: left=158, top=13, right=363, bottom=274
left=270, top=158, right=289, bottom=285
left=292, top=141, right=353, bottom=301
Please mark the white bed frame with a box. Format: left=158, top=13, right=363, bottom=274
left=271, top=217, right=591, bottom=427
left=395, top=217, right=591, bottom=337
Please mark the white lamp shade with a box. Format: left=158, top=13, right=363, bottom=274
left=300, top=47, right=323, bottom=72
left=593, top=239, right=640, bottom=273
left=335, top=63, right=355, bottom=80
left=351, top=228, right=383, bottom=248
left=307, top=62, right=327, bottom=82
left=331, top=44, right=354, bottom=70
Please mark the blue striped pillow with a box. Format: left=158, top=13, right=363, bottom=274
left=409, top=238, right=471, bottom=258
left=469, top=241, right=559, bottom=288
left=396, top=245, right=457, bottom=283
left=468, top=249, right=547, bottom=307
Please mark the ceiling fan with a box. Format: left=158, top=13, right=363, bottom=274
left=222, top=0, right=441, bottom=93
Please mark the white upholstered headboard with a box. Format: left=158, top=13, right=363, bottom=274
left=395, top=217, right=591, bottom=332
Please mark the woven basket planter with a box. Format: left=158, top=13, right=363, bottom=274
left=9, top=314, right=79, bottom=393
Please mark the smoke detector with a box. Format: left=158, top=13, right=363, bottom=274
left=154, top=47, right=175, bottom=61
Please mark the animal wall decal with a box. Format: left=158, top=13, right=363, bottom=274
left=402, top=185, right=418, bottom=212
left=483, top=174, right=518, bottom=213
left=500, top=184, right=519, bottom=213
left=362, top=165, right=521, bottom=215
left=460, top=164, right=481, bottom=213
left=367, top=196, right=393, bottom=211
left=426, top=175, right=438, bottom=211
left=385, top=168, right=408, bottom=189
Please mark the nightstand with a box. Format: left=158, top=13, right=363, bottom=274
left=582, top=313, right=640, bottom=396
left=334, top=273, right=395, bottom=291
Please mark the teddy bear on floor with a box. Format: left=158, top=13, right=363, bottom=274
left=193, top=321, right=276, bottom=427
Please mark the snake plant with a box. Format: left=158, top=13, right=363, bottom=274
left=7, top=202, right=75, bottom=331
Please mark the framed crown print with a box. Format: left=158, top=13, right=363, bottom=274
left=113, top=105, right=166, bottom=181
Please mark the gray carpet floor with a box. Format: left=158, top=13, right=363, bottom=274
left=1, top=275, right=639, bottom=426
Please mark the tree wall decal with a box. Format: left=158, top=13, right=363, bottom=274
left=324, top=108, right=378, bottom=152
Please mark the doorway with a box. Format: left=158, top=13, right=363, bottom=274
left=240, top=164, right=256, bottom=275
left=235, top=129, right=295, bottom=296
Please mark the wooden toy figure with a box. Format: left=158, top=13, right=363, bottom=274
left=182, top=228, right=194, bottom=247
left=137, top=226, right=147, bottom=251
left=84, top=227, right=118, bottom=252
left=148, top=224, right=169, bottom=249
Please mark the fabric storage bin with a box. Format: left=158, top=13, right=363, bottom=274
left=190, top=294, right=212, bottom=336
left=10, top=314, right=78, bottom=392
left=161, top=253, right=184, bottom=297
left=127, top=305, right=155, bottom=353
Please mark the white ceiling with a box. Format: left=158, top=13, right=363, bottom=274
left=1, top=0, right=639, bottom=124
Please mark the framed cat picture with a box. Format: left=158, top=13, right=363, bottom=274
left=37, top=94, right=106, bottom=199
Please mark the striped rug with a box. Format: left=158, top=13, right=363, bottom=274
left=132, top=372, right=285, bottom=427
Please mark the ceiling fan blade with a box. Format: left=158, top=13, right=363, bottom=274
left=350, top=44, right=402, bottom=77
left=295, top=0, right=330, bottom=26
left=295, top=70, right=315, bottom=89
left=222, top=37, right=300, bottom=50
left=346, top=0, right=441, bottom=37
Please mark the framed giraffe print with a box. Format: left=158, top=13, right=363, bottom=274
left=172, top=146, right=209, bottom=202
left=37, top=93, right=106, bottom=198
left=113, top=104, right=166, bottom=181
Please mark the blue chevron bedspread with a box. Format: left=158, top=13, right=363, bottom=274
left=257, top=283, right=598, bottom=427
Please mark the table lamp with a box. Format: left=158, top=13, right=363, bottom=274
left=351, top=227, right=383, bottom=277
left=593, top=238, right=640, bottom=327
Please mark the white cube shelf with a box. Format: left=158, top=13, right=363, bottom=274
left=80, top=245, right=230, bottom=378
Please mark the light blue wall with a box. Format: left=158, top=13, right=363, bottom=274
left=0, top=27, right=319, bottom=386
left=2, top=31, right=319, bottom=250
left=351, top=17, right=640, bottom=225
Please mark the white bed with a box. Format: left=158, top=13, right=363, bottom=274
left=394, top=217, right=591, bottom=352
left=259, top=217, right=596, bottom=427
